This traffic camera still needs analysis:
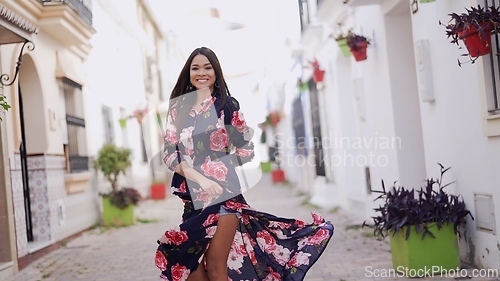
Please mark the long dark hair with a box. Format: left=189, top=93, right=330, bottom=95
left=169, top=47, right=231, bottom=136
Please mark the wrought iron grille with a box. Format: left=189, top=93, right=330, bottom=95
left=484, top=0, right=500, bottom=113
left=62, top=78, right=89, bottom=173
left=40, top=0, right=92, bottom=26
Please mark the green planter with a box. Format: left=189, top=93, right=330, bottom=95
left=118, top=118, right=127, bottom=128
left=419, top=0, right=435, bottom=2
left=261, top=162, right=271, bottom=173
left=102, top=197, right=135, bottom=227
left=390, top=223, right=460, bottom=277
left=336, top=39, right=351, bottom=57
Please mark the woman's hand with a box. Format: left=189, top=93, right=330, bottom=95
left=197, top=177, right=223, bottom=196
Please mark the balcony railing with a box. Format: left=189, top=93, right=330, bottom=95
left=40, top=0, right=92, bottom=26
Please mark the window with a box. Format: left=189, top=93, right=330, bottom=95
left=298, top=0, right=310, bottom=32
left=61, top=78, right=89, bottom=173
left=483, top=0, right=500, bottom=114
left=102, top=106, right=115, bottom=144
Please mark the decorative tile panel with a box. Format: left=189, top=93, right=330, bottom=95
left=28, top=169, right=50, bottom=241
left=9, top=169, right=27, bottom=257
left=10, top=154, right=99, bottom=255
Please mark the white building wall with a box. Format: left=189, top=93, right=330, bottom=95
left=409, top=0, right=500, bottom=270
left=296, top=0, right=500, bottom=270
left=85, top=0, right=155, bottom=197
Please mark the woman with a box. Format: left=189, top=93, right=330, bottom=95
left=155, top=47, right=334, bottom=281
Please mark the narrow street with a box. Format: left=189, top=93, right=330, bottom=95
left=6, top=174, right=498, bottom=281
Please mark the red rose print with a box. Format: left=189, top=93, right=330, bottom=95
left=201, top=157, right=228, bottom=181
left=307, top=228, right=330, bottom=245
left=235, top=148, right=252, bottom=158
left=170, top=108, right=177, bottom=120
left=263, top=266, right=281, bottom=281
left=178, top=181, right=186, bottom=193
left=232, top=111, right=248, bottom=133
left=311, top=211, right=325, bottom=225
left=294, top=219, right=306, bottom=228
left=210, top=129, right=228, bottom=151
left=165, top=129, right=177, bottom=145
left=164, top=227, right=188, bottom=246
left=155, top=250, right=168, bottom=271
left=288, top=251, right=311, bottom=268
left=225, top=200, right=250, bottom=212
left=171, top=263, right=190, bottom=281
left=202, top=213, right=219, bottom=227
left=256, top=231, right=277, bottom=252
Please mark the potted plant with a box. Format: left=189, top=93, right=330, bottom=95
left=442, top=5, right=500, bottom=65
left=346, top=32, right=371, bottom=62
left=331, top=24, right=352, bottom=58
left=420, top=0, right=435, bottom=3
left=94, top=143, right=141, bottom=227
left=309, top=59, right=325, bottom=83
left=258, top=111, right=282, bottom=173
left=150, top=178, right=167, bottom=200
left=363, top=164, right=474, bottom=277
left=118, top=118, right=128, bottom=128
left=0, top=94, right=11, bottom=121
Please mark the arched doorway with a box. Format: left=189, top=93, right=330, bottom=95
left=16, top=53, right=48, bottom=243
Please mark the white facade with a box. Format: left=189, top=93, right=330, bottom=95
left=86, top=0, right=168, bottom=197
left=287, top=0, right=500, bottom=270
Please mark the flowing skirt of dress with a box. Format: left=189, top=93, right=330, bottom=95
left=155, top=194, right=334, bottom=281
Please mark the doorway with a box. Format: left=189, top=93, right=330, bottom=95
left=308, top=79, right=326, bottom=177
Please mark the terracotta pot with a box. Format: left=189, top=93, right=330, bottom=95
left=350, top=41, right=368, bottom=62
left=313, top=69, right=325, bottom=83
left=458, top=23, right=493, bottom=58
left=271, top=169, right=285, bottom=183
left=150, top=183, right=167, bottom=200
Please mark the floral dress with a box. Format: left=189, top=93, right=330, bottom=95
left=155, top=91, right=334, bottom=281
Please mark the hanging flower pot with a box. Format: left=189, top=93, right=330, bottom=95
left=346, top=32, right=371, bottom=62
left=336, top=38, right=352, bottom=57
left=118, top=118, right=128, bottom=128
left=351, top=42, right=368, bottom=61
left=309, top=59, right=326, bottom=83
left=458, top=22, right=493, bottom=58
left=442, top=5, right=499, bottom=65
left=313, top=69, right=325, bottom=83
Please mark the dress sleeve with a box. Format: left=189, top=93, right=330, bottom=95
left=163, top=108, right=181, bottom=172
left=225, top=97, right=255, bottom=166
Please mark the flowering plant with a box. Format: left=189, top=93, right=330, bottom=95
left=346, top=31, right=371, bottom=51
left=363, top=164, right=473, bottom=240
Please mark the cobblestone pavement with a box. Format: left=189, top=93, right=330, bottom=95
left=6, top=174, right=500, bottom=281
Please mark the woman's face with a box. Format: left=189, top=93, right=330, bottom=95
left=190, top=54, right=216, bottom=93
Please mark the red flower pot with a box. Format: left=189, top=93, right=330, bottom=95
left=150, top=183, right=167, bottom=199
left=458, top=23, right=493, bottom=58
left=271, top=169, right=285, bottom=183
left=350, top=41, right=368, bottom=61
left=313, top=69, right=325, bottom=83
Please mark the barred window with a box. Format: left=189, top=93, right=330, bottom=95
left=102, top=106, right=115, bottom=144
left=483, top=0, right=500, bottom=114
left=61, top=78, right=89, bottom=173
left=298, top=0, right=310, bottom=32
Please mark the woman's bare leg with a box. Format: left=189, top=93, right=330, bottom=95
left=205, top=214, right=239, bottom=281
left=187, top=263, right=209, bottom=281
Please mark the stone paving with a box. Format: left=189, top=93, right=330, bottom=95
left=6, top=174, right=500, bottom=281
